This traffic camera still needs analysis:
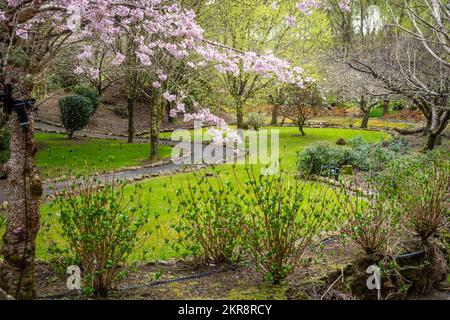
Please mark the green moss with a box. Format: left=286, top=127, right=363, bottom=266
left=225, top=286, right=289, bottom=300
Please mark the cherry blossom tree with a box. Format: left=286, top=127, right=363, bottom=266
left=0, top=0, right=351, bottom=299
left=0, top=0, right=288, bottom=299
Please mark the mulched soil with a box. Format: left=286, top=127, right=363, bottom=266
left=34, top=235, right=449, bottom=300
left=32, top=238, right=362, bottom=300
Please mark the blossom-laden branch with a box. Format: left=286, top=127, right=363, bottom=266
left=1, top=0, right=350, bottom=143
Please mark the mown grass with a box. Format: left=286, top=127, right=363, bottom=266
left=35, top=127, right=389, bottom=262
left=35, top=133, right=173, bottom=178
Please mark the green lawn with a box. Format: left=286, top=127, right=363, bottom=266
left=37, top=127, right=389, bottom=262
left=35, top=133, right=173, bottom=178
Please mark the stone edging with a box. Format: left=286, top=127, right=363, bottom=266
left=42, top=159, right=174, bottom=185
left=304, top=174, right=375, bottom=197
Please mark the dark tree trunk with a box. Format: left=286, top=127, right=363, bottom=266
left=0, top=115, right=41, bottom=300
left=423, top=116, right=432, bottom=136
left=150, top=134, right=159, bottom=161
left=236, top=98, right=244, bottom=129
left=127, top=97, right=134, bottom=143
left=382, top=99, right=389, bottom=117
left=425, top=132, right=438, bottom=151
left=423, top=110, right=449, bottom=151
left=271, top=105, right=279, bottom=126
left=150, top=91, right=160, bottom=161
left=166, top=101, right=174, bottom=124
left=299, top=125, right=305, bottom=136
left=361, top=111, right=370, bottom=129
left=359, top=96, right=370, bottom=129
left=298, top=119, right=306, bottom=136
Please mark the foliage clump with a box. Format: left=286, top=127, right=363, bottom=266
left=73, top=85, right=100, bottom=112
left=59, top=95, right=93, bottom=139
left=168, top=170, right=244, bottom=264
left=376, top=150, right=450, bottom=243
left=48, top=174, right=152, bottom=297
left=297, top=136, right=402, bottom=177
left=169, top=166, right=336, bottom=285
left=239, top=167, right=335, bottom=284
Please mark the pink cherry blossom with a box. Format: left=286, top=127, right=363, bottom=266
left=163, top=92, right=177, bottom=102
left=152, top=81, right=161, bottom=89
left=112, top=53, right=125, bottom=66
left=89, top=67, right=99, bottom=79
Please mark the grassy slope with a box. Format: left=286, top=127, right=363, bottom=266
left=37, top=127, right=389, bottom=261
left=35, top=133, right=172, bottom=178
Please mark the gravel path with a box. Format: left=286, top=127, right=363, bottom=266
left=0, top=121, right=237, bottom=203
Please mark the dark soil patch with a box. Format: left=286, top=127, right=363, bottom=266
left=33, top=237, right=356, bottom=300
left=33, top=237, right=449, bottom=300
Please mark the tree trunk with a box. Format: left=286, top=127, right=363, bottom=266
left=150, top=91, right=160, bottom=161
left=150, top=133, right=158, bottom=161
left=127, top=97, right=134, bottom=143
left=360, top=110, right=370, bottom=128
left=422, top=116, right=432, bottom=136
left=236, top=98, right=244, bottom=129
left=299, top=125, right=305, bottom=136
left=382, top=100, right=389, bottom=117
left=0, top=115, right=41, bottom=300
left=425, top=132, right=438, bottom=151
left=166, top=101, right=174, bottom=124
left=423, top=110, right=449, bottom=151
left=298, top=119, right=306, bottom=136
left=271, top=105, right=279, bottom=126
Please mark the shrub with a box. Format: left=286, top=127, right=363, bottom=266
left=49, top=174, right=152, bottom=297
left=168, top=170, right=244, bottom=264
left=73, top=85, right=99, bottom=112
left=334, top=184, right=400, bottom=256
left=377, top=151, right=450, bottom=243
left=244, top=112, right=265, bottom=131
left=59, top=95, right=93, bottom=139
left=382, top=136, right=410, bottom=154
left=297, top=142, right=348, bottom=176
left=298, top=137, right=398, bottom=177
left=240, top=167, right=336, bottom=284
